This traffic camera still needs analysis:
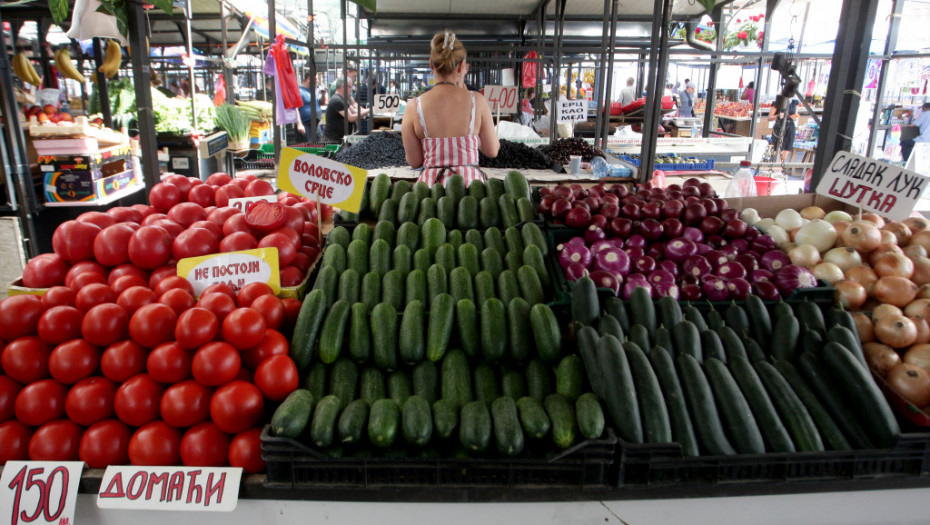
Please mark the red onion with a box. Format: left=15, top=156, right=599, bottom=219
left=736, top=254, right=760, bottom=273
left=613, top=185, right=630, bottom=198
left=589, top=270, right=622, bottom=295
left=538, top=196, right=555, bottom=214
left=568, top=236, right=586, bottom=246
left=720, top=245, right=739, bottom=261
left=642, top=202, right=663, bottom=220
left=683, top=178, right=700, bottom=188
left=626, top=234, right=646, bottom=249
left=684, top=194, right=700, bottom=203
left=625, top=247, right=645, bottom=260
left=729, top=238, right=750, bottom=252
left=661, top=218, right=684, bottom=239
left=696, top=243, right=713, bottom=255
left=707, top=235, right=729, bottom=249
left=538, top=187, right=552, bottom=197
left=609, top=217, right=633, bottom=238
left=701, top=198, right=718, bottom=216
left=664, top=238, right=698, bottom=263
left=744, top=227, right=761, bottom=242
left=761, top=250, right=791, bottom=273
left=714, top=198, right=729, bottom=211
left=752, top=235, right=776, bottom=252
left=719, top=208, right=740, bottom=222
left=680, top=282, right=702, bottom=301
left=646, top=242, right=666, bottom=261
left=633, top=256, right=657, bottom=275
left=723, top=219, right=749, bottom=238
left=776, top=264, right=818, bottom=296
left=622, top=280, right=651, bottom=300
left=621, top=203, right=642, bottom=220
left=564, top=262, right=587, bottom=281
left=653, top=282, right=681, bottom=300
left=584, top=224, right=606, bottom=244
left=567, top=206, right=593, bottom=228
left=649, top=187, right=666, bottom=199
left=683, top=255, right=713, bottom=279
left=662, top=200, right=685, bottom=219
left=552, top=186, right=572, bottom=199
left=588, top=184, right=604, bottom=197
left=552, top=199, right=572, bottom=219
left=570, top=184, right=586, bottom=199
left=700, top=216, right=725, bottom=236
left=648, top=269, right=676, bottom=287
left=699, top=182, right=715, bottom=197
left=702, top=275, right=729, bottom=301
left=593, top=247, right=631, bottom=276
left=583, top=197, right=602, bottom=214
left=658, top=260, right=679, bottom=278
left=750, top=269, right=775, bottom=283
left=590, top=214, right=608, bottom=230
left=753, top=280, right=781, bottom=301
left=601, top=202, right=620, bottom=220
left=637, top=219, right=664, bottom=241
left=684, top=202, right=707, bottom=225
left=727, top=278, right=752, bottom=300
left=705, top=250, right=729, bottom=269
left=682, top=227, right=704, bottom=244
left=667, top=183, right=682, bottom=192
left=591, top=239, right=615, bottom=255
left=717, top=261, right=748, bottom=280
left=558, top=243, right=592, bottom=269
left=680, top=274, right=701, bottom=286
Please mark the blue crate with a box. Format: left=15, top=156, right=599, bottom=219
left=618, top=155, right=715, bottom=171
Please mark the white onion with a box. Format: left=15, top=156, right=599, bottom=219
left=756, top=218, right=776, bottom=231
left=801, top=206, right=826, bottom=220
left=824, top=210, right=853, bottom=223
left=740, top=208, right=761, bottom=225
left=794, top=219, right=839, bottom=253
left=766, top=224, right=791, bottom=248
left=812, top=262, right=845, bottom=284
left=775, top=209, right=804, bottom=231
left=823, top=246, right=863, bottom=272
left=788, top=244, right=822, bottom=268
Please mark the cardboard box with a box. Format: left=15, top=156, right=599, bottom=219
left=723, top=193, right=859, bottom=218
left=44, top=168, right=138, bottom=203
left=7, top=278, right=46, bottom=297
left=37, top=143, right=131, bottom=180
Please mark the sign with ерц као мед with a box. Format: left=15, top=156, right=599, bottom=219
left=815, top=151, right=930, bottom=222
left=557, top=100, right=586, bottom=124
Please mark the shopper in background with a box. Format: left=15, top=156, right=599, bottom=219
left=902, top=102, right=930, bottom=162
left=388, top=79, right=399, bottom=95
left=323, top=78, right=368, bottom=143
left=771, top=99, right=800, bottom=163
left=521, top=86, right=536, bottom=126
left=329, top=67, right=357, bottom=98
left=296, top=74, right=321, bottom=143
left=619, top=77, right=636, bottom=107
left=678, top=79, right=695, bottom=117
left=741, top=81, right=755, bottom=102
left=402, top=30, right=499, bottom=187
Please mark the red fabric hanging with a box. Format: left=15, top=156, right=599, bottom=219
left=213, top=74, right=226, bottom=106
left=522, top=51, right=541, bottom=89
left=272, top=35, right=302, bottom=109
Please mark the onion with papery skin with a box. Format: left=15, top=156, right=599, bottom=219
left=905, top=298, right=930, bottom=321
left=717, top=261, right=748, bottom=280
left=658, top=260, right=679, bottom=278
left=905, top=244, right=928, bottom=259
left=904, top=216, right=930, bottom=232
left=752, top=234, right=777, bottom=252
left=593, top=247, right=631, bottom=276
left=852, top=312, right=875, bottom=343
left=812, top=262, right=845, bottom=284
left=775, top=209, right=804, bottom=231
left=910, top=230, right=930, bottom=253
left=872, top=304, right=904, bottom=324
left=918, top=284, right=930, bottom=300
left=881, top=230, right=898, bottom=245
left=740, top=208, right=761, bottom=225
left=584, top=224, right=606, bottom=244
left=800, top=206, right=826, bottom=220
left=875, top=314, right=918, bottom=348
left=727, top=278, right=751, bottom=300
left=756, top=218, right=776, bottom=231
left=589, top=270, right=622, bottom=295
left=622, top=279, right=651, bottom=301
left=911, top=257, right=930, bottom=286
left=887, top=363, right=930, bottom=407
left=862, top=212, right=886, bottom=228
left=834, top=279, right=868, bottom=310
left=824, top=210, right=854, bottom=223
left=874, top=252, right=915, bottom=279
left=753, top=281, right=781, bottom=301
left=558, top=243, right=593, bottom=269
left=823, top=246, right=862, bottom=272
left=683, top=255, right=713, bottom=279
left=760, top=250, right=791, bottom=272
left=590, top=239, right=615, bottom=255
left=788, top=244, right=822, bottom=268
left=904, top=344, right=930, bottom=374
left=564, top=262, right=587, bottom=281
left=846, top=264, right=879, bottom=294
left=864, top=342, right=900, bottom=377
left=874, top=276, right=919, bottom=308
left=765, top=224, right=791, bottom=248
left=882, top=222, right=912, bottom=245
left=843, top=221, right=882, bottom=253
left=702, top=275, right=729, bottom=301
left=663, top=238, right=697, bottom=263
left=868, top=243, right=905, bottom=266
left=751, top=268, right=775, bottom=283
left=833, top=221, right=850, bottom=243
left=776, top=264, right=818, bottom=296
left=794, top=219, right=838, bottom=253
left=911, top=316, right=930, bottom=345
left=652, top=281, right=680, bottom=300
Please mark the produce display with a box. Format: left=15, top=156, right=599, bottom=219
left=22, top=103, right=74, bottom=125
left=542, top=180, right=816, bottom=301
left=479, top=139, right=556, bottom=170
left=619, top=153, right=711, bottom=167
left=571, top=275, right=900, bottom=453
left=538, top=137, right=606, bottom=165
left=151, top=90, right=217, bottom=134
left=333, top=132, right=408, bottom=169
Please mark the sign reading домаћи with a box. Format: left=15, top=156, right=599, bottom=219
left=276, top=147, right=365, bottom=213
left=96, top=466, right=242, bottom=512
left=815, top=151, right=930, bottom=222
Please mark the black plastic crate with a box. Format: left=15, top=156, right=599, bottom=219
left=616, top=434, right=930, bottom=486
left=261, top=425, right=617, bottom=489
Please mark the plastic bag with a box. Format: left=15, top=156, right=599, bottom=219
left=66, top=0, right=128, bottom=46
left=271, top=35, right=302, bottom=110
left=522, top=51, right=544, bottom=89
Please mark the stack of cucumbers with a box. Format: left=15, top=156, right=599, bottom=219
left=337, top=171, right=540, bottom=228
left=572, top=273, right=900, bottom=456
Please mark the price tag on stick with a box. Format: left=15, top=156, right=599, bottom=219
left=0, top=461, right=84, bottom=525
left=484, top=85, right=519, bottom=114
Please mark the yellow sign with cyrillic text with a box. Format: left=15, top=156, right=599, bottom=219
left=276, top=147, right=366, bottom=213
left=177, top=248, right=280, bottom=297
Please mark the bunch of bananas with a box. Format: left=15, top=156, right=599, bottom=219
left=55, top=48, right=86, bottom=83
left=97, top=40, right=122, bottom=79
left=12, top=53, right=41, bottom=86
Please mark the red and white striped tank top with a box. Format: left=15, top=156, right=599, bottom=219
left=416, top=92, right=486, bottom=187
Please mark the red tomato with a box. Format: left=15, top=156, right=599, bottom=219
left=108, top=263, right=149, bottom=285
left=107, top=206, right=143, bottom=224
left=301, top=233, right=321, bottom=250
left=29, top=419, right=83, bottom=461
left=116, top=286, right=158, bottom=316
left=163, top=174, right=193, bottom=196
left=192, top=342, right=241, bottom=386
left=80, top=419, right=132, bottom=468
left=299, top=245, right=321, bottom=261
left=181, top=422, right=230, bottom=467
left=148, top=265, right=178, bottom=290
left=114, top=374, right=165, bottom=427
left=151, top=219, right=184, bottom=239
left=188, top=184, right=216, bottom=207
left=37, top=306, right=83, bottom=345
left=282, top=206, right=305, bottom=234
left=230, top=178, right=250, bottom=191
left=172, top=227, right=219, bottom=261
left=67, top=260, right=108, bottom=282
left=228, top=428, right=265, bottom=473
left=219, top=231, right=258, bottom=253
left=2, top=337, right=51, bottom=383
left=154, top=275, right=194, bottom=296
left=271, top=226, right=301, bottom=248
left=149, top=182, right=183, bottom=213
left=221, top=308, right=266, bottom=350
left=235, top=367, right=253, bottom=383
left=93, top=223, right=136, bottom=266
left=237, top=282, right=273, bottom=307
left=210, top=380, right=263, bottom=434
left=207, top=207, right=239, bottom=227
left=41, top=286, right=76, bottom=309
left=15, top=379, right=67, bottom=426
left=259, top=233, right=297, bottom=266
left=110, top=274, right=148, bottom=294
left=292, top=252, right=312, bottom=274
left=160, top=380, right=212, bottom=428
left=222, top=213, right=255, bottom=237
left=127, top=303, right=176, bottom=349
left=101, top=340, right=147, bottom=382
left=0, top=295, right=44, bottom=339
left=0, top=421, right=31, bottom=463
left=129, top=421, right=181, bottom=466
left=22, top=253, right=69, bottom=288
left=249, top=295, right=284, bottom=331
left=158, top=288, right=196, bottom=316
left=197, top=293, right=236, bottom=321
left=280, top=266, right=305, bottom=287
left=49, top=339, right=101, bottom=384
left=77, top=211, right=116, bottom=229
left=175, top=307, right=219, bottom=349
left=214, top=185, right=245, bottom=208
left=320, top=204, right=333, bottom=221
left=141, top=212, right=168, bottom=226
left=190, top=220, right=222, bottom=238
left=254, top=355, right=299, bottom=401
left=244, top=179, right=274, bottom=197
left=131, top=204, right=156, bottom=219
left=202, top=283, right=236, bottom=298
left=167, top=202, right=206, bottom=227
left=147, top=342, right=191, bottom=384
left=281, top=298, right=301, bottom=334
left=128, top=225, right=173, bottom=269
left=206, top=172, right=232, bottom=186
left=0, top=376, right=21, bottom=422
left=81, top=303, right=129, bottom=347
left=65, top=376, right=117, bottom=425
left=241, top=330, right=288, bottom=370
left=304, top=222, right=320, bottom=242
left=74, top=283, right=117, bottom=312
left=53, top=220, right=102, bottom=263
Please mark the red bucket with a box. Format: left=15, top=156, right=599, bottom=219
left=755, top=176, right=779, bottom=196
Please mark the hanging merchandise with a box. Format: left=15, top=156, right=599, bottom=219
left=522, top=51, right=545, bottom=89
left=263, top=49, right=299, bottom=126
left=66, top=0, right=129, bottom=46
left=214, top=74, right=227, bottom=106
left=272, top=34, right=302, bottom=109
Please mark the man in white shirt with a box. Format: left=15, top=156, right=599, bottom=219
left=902, top=102, right=930, bottom=161
left=619, top=77, right=636, bottom=107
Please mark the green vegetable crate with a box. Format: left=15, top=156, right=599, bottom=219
left=261, top=424, right=617, bottom=489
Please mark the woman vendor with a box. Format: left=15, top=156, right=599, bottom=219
left=402, top=30, right=500, bottom=187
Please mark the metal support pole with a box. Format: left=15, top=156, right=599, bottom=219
left=93, top=38, right=113, bottom=129
left=269, top=0, right=281, bottom=158
left=640, top=0, right=673, bottom=181
left=811, top=0, right=880, bottom=187
left=593, top=0, right=612, bottom=145
left=308, top=0, right=319, bottom=143
left=185, top=8, right=198, bottom=132
left=748, top=0, right=779, bottom=155
left=867, top=0, right=903, bottom=158
left=342, top=0, right=349, bottom=140
left=598, top=0, right=619, bottom=150
left=128, top=1, right=161, bottom=190
left=221, top=3, right=234, bottom=104
left=551, top=0, right=566, bottom=139
left=702, top=6, right=724, bottom=137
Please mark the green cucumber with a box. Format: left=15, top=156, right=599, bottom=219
left=516, top=396, right=551, bottom=439
left=347, top=239, right=369, bottom=275
left=826, top=305, right=858, bottom=337
left=436, top=196, right=456, bottom=229
left=754, top=360, right=825, bottom=452
left=396, top=221, right=420, bottom=252
left=412, top=181, right=430, bottom=202
left=773, top=359, right=852, bottom=451
left=309, top=395, right=342, bottom=448
left=381, top=269, right=405, bottom=310
left=825, top=325, right=867, bottom=368
left=657, top=296, right=683, bottom=330
left=521, top=222, right=548, bottom=256
left=606, top=297, right=631, bottom=333
left=728, top=355, right=795, bottom=453
left=517, top=265, right=545, bottom=305
left=530, top=303, right=562, bottom=362
left=504, top=226, right=525, bottom=255
left=337, top=269, right=360, bottom=304
left=369, top=238, right=392, bottom=277
left=629, top=324, right=651, bottom=355
left=492, top=396, right=525, bottom=456
left=359, top=367, right=386, bottom=404
left=388, top=370, right=412, bottom=407
left=270, top=389, right=313, bottom=438
left=372, top=221, right=395, bottom=248
left=402, top=395, right=433, bottom=446
left=348, top=302, right=371, bottom=363
left=291, top=289, right=327, bottom=370
left=648, top=346, right=699, bottom=456
left=544, top=393, right=577, bottom=449
left=487, top=177, right=505, bottom=202
left=480, top=297, right=507, bottom=362
left=434, top=243, right=456, bottom=274
left=468, top=179, right=487, bottom=201
left=457, top=243, right=481, bottom=278
left=725, top=302, right=750, bottom=335
left=742, top=335, right=767, bottom=363
left=654, top=326, right=673, bottom=356
left=398, top=191, right=420, bottom=224
left=413, top=248, right=431, bottom=273
left=447, top=229, right=463, bottom=250
left=771, top=313, right=800, bottom=362
left=480, top=248, right=505, bottom=279
left=420, top=217, right=446, bottom=257
left=716, top=326, right=747, bottom=362
left=328, top=226, right=351, bottom=250
left=555, top=354, right=584, bottom=402
left=504, top=251, right=522, bottom=274
left=625, top=342, right=672, bottom=443
left=303, top=362, right=327, bottom=406
left=328, top=358, right=358, bottom=409
left=479, top=197, right=500, bottom=228
left=745, top=294, right=772, bottom=346
left=504, top=171, right=531, bottom=200
left=682, top=304, right=707, bottom=331
left=700, top=330, right=727, bottom=363
left=393, top=245, right=412, bottom=275
left=498, top=194, right=519, bottom=228
left=391, top=179, right=411, bottom=204
left=368, top=173, right=391, bottom=217
left=399, top=300, right=426, bottom=365
left=360, top=271, right=382, bottom=311
left=455, top=298, right=480, bottom=358
left=797, top=351, right=874, bottom=449
left=430, top=180, right=445, bottom=201
left=449, top=266, right=475, bottom=303
left=318, top=299, right=351, bottom=364
left=460, top=400, right=492, bottom=452
left=703, top=357, right=765, bottom=454
left=473, top=364, right=500, bottom=405
left=597, top=335, right=642, bottom=444
left=575, top=393, right=606, bottom=440
left=677, top=353, right=736, bottom=455
left=368, top=398, right=401, bottom=448
left=464, top=229, right=484, bottom=252
left=522, top=244, right=551, bottom=288
left=406, top=269, right=427, bottom=306
left=501, top=368, right=527, bottom=399
left=705, top=308, right=724, bottom=331
left=432, top=399, right=458, bottom=439
left=507, top=297, right=533, bottom=363
left=598, top=314, right=625, bottom=341
left=412, top=361, right=439, bottom=405
left=457, top=195, right=479, bottom=230
left=337, top=399, right=369, bottom=444
left=497, top=270, right=522, bottom=305
left=483, top=227, right=507, bottom=257
left=516, top=197, right=536, bottom=223
left=800, top=329, right=824, bottom=358
left=446, top=174, right=466, bottom=205
left=378, top=198, right=398, bottom=224
left=427, top=293, right=455, bottom=362
left=370, top=302, right=398, bottom=371
left=525, top=358, right=554, bottom=402
left=427, top=264, right=448, bottom=300
left=417, top=197, right=436, bottom=224
left=630, top=286, right=657, bottom=338
left=474, top=271, right=496, bottom=307
left=795, top=301, right=826, bottom=335
left=322, top=244, right=346, bottom=275
left=672, top=320, right=702, bottom=362
left=577, top=326, right=605, bottom=398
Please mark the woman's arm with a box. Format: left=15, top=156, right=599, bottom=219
left=475, top=93, right=500, bottom=158
left=402, top=99, right=424, bottom=169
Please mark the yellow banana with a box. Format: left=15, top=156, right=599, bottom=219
left=11, top=53, right=26, bottom=83
left=19, top=53, right=41, bottom=86
left=97, top=40, right=121, bottom=79
left=55, top=48, right=86, bottom=83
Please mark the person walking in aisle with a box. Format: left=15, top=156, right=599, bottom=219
left=770, top=99, right=799, bottom=163
left=741, top=81, right=755, bottom=102
left=678, top=79, right=695, bottom=117
left=323, top=78, right=368, bottom=143
left=402, top=30, right=499, bottom=187
left=619, top=77, right=636, bottom=107
left=902, top=102, right=930, bottom=162
left=296, top=73, right=321, bottom=143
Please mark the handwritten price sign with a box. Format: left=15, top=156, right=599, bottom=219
left=0, top=462, right=83, bottom=525
left=484, top=85, right=518, bottom=114
left=373, top=94, right=401, bottom=115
